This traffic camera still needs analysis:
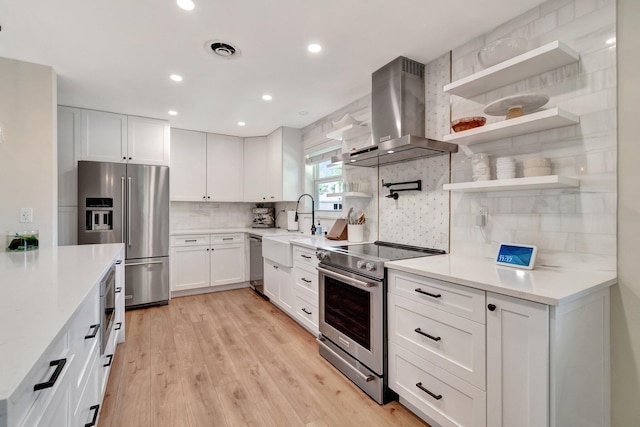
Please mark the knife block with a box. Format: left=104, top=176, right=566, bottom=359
left=326, top=219, right=348, bottom=241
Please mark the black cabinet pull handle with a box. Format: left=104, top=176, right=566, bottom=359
left=222, top=237, right=233, bottom=241
left=301, top=254, right=312, bottom=259
left=115, top=287, right=122, bottom=293
left=85, top=404, right=100, bottom=427
left=414, top=328, right=441, bottom=342
left=104, top=354, right=114, bottom=367
left=85, top=324, right=100, bottom=340
left=301, top=278, right=312, bottom=283
left=115, top=322, right=122, bottom=331
left=488, top=304, right=496, bottom=311
left=416, top=382, right=442, bottom=400
left=415, top=288, right=442, bottom=299
left=122, top=156, right=126, bottom=160
left=301, top=308, right=312, bottom=315
left=115, top=260, right=122, bottom=265
left=34, top=358, right=67, bottom=391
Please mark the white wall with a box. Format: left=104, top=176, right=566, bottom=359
left=0, top=57, right=57, bottom=248
left=613, top=0, right=640, bottom=424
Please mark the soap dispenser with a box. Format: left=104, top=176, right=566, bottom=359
left=316, top=220, right=322, bottom=236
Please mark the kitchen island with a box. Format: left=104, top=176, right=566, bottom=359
left=0, top=243, right=124, bottom=427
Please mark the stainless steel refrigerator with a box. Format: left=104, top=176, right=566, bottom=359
left=78, top=161, right=170, bottom=309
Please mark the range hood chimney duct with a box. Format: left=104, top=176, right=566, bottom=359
left=334, top=56, right=457, bottom=167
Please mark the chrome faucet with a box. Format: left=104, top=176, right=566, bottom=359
left=295, top=193, right=316, bottom=235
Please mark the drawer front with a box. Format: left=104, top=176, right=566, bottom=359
left=388, top=293, right=486, bottom=389
left=12, top=330, right=72, bottom=427
left=69, top=286, right=100, bottom=363
left=293, top=246, right=317, bottom=269
left=388, top=342, right=486, bottom=427
left=294, top=264, right=318, bottom=295
left=388, top=270, right=486, bottom=323
left=171, top=234, right=210, bottom=247
left=294, top=293, right=319, bottom=334
left=210, top=233, right=244, bottom=244
left=73, top=345, right=100, bottom=424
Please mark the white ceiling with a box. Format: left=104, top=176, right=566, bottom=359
left=0, top=0, right=546, bottom=137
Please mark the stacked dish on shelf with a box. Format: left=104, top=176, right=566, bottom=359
left=496, top=157, right=516, bottom=179
left=524, top=157, right=552, bottom=177
left=471, top=153, right=491, bottom=181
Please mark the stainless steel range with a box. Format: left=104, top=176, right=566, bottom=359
left=316, top=241, right=445, bottom=403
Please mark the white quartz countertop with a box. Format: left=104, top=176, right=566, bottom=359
left=171, top=228, right=351, bottom=248
left=0, top=244, right=124, bottom=400
left=385, top=254, right=617, bottom=306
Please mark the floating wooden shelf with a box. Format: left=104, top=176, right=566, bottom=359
left=443, top=108, right=579, bottom=145
left=444, top=41, right=580, bottom=99
left=443, top=175, right=580, bottom=192
left=326, top=124, right=369, bottom=141
left=326, top=192, right=372, bottom=198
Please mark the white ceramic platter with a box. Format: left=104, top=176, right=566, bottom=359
left=484, top=93, right=549, bottom=116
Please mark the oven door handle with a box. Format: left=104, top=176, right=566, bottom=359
left=316, top=266, right=378, bottom=289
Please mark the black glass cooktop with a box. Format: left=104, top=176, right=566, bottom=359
left=329, top=241, right=446, bottom=262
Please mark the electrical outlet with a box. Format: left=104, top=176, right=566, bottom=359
left=20, top=208, right=33, bottom=223
left=476, top=206, right=487, bottom=227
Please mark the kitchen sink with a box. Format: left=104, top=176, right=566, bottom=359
left=262, top=234, right=304, bottom=267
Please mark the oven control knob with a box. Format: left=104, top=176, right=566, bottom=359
left=356, top=260, right=366, bottom=269
left=316, top=251, right=328, bottom=261
left=365, top=262, right=376, bottom=272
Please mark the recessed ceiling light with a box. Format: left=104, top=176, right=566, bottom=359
left=349, top=159, right=356, bottom=163
left=168, top=110, right=178, bottom=116
left=307, top=43, right=322, bottom=53
left=177, top=0, right=195, bottom=11
left=387, top=150, right=395, bottom=154
left=298, top=110, right=308, bottom=116
left=170, top=74, right=183, bottom=82
left=238, top=121, right=246, bottom=126
left=606, top=37, right=616, bottom=45
left=262, top=94, right=273, bottom=101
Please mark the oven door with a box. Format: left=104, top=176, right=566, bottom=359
left=318, top=264, right=383, bottom=375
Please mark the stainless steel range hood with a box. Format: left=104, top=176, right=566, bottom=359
left=333, top=56, right=457, bottom=167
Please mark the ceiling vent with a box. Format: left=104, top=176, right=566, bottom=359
left=205, top=40, right=241, bottom=59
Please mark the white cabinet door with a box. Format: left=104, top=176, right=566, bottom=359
left=58, top=206, right=78, bottom=246
left=277, top=264, right=294, bottom=314
left=80, top=109, right=127, bottom=163
left=170, top=245, right=210, bottom=291
left=243, top=137, right=268, bottom=202
left=127, top=115, right=170, bottom=165
left=170, top=129, right=207, bottom=201
left=266, top=128, right=283, bottom=201
left=57, top=106, right=81, bottom=206
left=210, top=243, right=245, bottom=286
left=207, top=133, right=243, bottom=201
left=486, top=292, right=549, bottom=427
left=263, top=259, right=279, bottom=301
left=280, top=127, right=303, bottom=201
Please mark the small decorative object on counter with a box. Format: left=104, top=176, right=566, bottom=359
left=5, top=230, right=39, bottom=251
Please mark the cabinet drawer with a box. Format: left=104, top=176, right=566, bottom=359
left=294, top=264, right=318, bottom=295
left=388, top=270, right=486, bottom=324
left=72, top=344, right=100, bottom=424
left=293, top=246, right=317, bottom=268
left=211, top=233, right=244, bottom=244
left=171, top=234, right=210, bottom=247
left=388, top=293, right=485, bottom=390
left=294, top=292, right=318, bottom=333
left=69, top=286, right=100, bottom=363
left=388, top=342, right=486, bottom=427
left=12, top=330, right=72, bottom=427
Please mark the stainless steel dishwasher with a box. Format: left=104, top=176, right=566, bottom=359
left=248, top=234, right=267, bottom=299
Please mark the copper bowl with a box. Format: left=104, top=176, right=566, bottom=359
left=451, top=116, right=487, bottom=132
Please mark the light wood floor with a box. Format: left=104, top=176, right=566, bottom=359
left=99, top=288, right=430, bottom=427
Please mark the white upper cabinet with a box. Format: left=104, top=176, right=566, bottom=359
left=244, top=127, right=302, bottom=202
left=79, top=109, right=169, bottom=166
left=80, top=109, right=127, bottom=163
left=207, top=133, right=244, bottom=201
left=243, top=136, right=268, bottom=202
left=170, top=130, right=244, bottom=202
left=170, top=128, right=207, bottom=201
left=57, top=106, right=82, bottom=206
left=127, top=115, right=170, bottom=165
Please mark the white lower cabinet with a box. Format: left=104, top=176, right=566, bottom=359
left=291, top=245, right=319, bottom=334
left=170, top=234, right=246, bottom=294
left=388, top=269, right=611, bottom=427
left=263, top=259, right=293, bottom=314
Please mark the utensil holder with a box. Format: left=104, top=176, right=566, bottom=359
left=347, top=224, right=364, bottom=243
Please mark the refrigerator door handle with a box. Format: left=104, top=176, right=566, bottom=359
left=121, top=176, right=125, bottom=243
left=126, top=260, right=164, bottom=267
left=127, top=176, right=132, bottom=247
